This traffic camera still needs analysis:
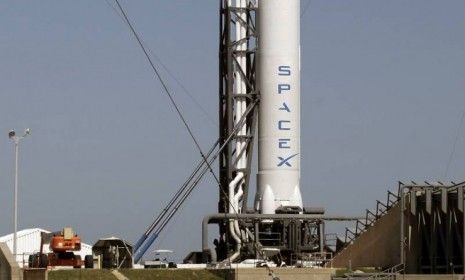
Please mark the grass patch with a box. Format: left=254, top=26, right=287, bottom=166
left=48, top=269, right=116, bottom=280
left=121, top=269, right=231, bottom=280
left=48, top=269, right=233, bottom=280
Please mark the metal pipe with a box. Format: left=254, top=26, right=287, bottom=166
left=319, top=222, right=325, bottom=254
left=224, top=0, right=250, bottom=264
left=228, top=221, right=241, bottom=263
left=228, top=171, right=244, bottom=263
left=13, top=141, right=18, bottom=259
left=400, top=183, right=406, bottom=268
left=463, top=186, right=465, bottom=275
left=8, top=128, right=30, bottom=260
left=233, top=185, right=244, bottom=239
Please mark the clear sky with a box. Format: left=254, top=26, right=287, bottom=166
left=1, top=0, right=464, bottom=261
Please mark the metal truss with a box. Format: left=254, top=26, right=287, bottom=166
left=217, top=0, right=258, bottom=260
left=400, top=181, right=465, bottom=274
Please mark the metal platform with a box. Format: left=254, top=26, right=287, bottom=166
left=401, top=181, right=465, bottom=274
left=332, top=181, right=465, bottom=274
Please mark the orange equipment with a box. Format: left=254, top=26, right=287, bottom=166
left=29, top=227, right=93, bottom=269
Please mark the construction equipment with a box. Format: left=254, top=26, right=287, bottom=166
left=28, top=227, right=93, bottom=269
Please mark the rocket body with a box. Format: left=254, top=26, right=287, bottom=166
left=256, top=0, right=302, bottom=214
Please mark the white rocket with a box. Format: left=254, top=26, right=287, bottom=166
left=255, top=0, right=303, bottom=214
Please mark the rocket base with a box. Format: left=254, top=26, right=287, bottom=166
left=200, top=213, right=326, bottom=266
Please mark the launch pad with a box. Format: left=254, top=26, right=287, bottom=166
left=95, top=1, right=465, bottom=275
left=211, top=0, right=365, bottom=268
left=202, top=213, right=361, bottom=265
left=1, top=1, right=464, bottom=279
left=214, top=0, right=322, bottom=265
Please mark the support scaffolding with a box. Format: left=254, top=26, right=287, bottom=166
left=217, top=0, right=258, bottom=261
left=214, top=1, right=329, bottom=265
left=401, top=181, right=465, bottom=273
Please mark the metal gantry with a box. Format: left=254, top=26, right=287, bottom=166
left=400, top=181, right=465, bottom=274
left=217, top=0, right=258, bottom=260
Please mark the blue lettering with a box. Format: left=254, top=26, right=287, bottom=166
left=278, top=65, right=291, bottom=76
left=278, top=138, right=291, bottom=149
left=279, top=102, right=291, bottom=112
left=278, top=84, right=291, bottom=94
left=278, top=120, right=291, bottom=130
left=277, top=153, right=299, bottom=167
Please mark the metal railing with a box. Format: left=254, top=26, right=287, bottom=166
left=343, top=189, right=400, bottom=246
left=325, top=233, right=338, bottom=251
left=290, top=252, right=333, bottom=268
left=340, top=263, right=404, bottom=280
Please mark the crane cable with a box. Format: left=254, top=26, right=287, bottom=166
left=112, top=0, right=220, bottom=188
left=301, top=0, right=311, bottom=19
left=133, top=101, right=258, bottom=262
left=444, top=110, right=465, bottom=180
left=103, top=0, right=217, bottom=127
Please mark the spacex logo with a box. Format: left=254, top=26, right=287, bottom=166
left=277, top=65, right=297, bottom=167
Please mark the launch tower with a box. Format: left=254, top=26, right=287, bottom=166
left=207, top=0, right=325, bottom=265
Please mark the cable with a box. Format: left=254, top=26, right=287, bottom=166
left=110, top=0, right=225, bottom=262
left=444, top=110, right=465, bottom=180
left=140, top=141, right=218, bottom=237
left=104, top=0, right=124, bottom=19
left=134, top=101, right=258, bottom=262
left=145, top=48, right=218, bottom=128
left=103, top=0, right=217, bottom=127
left=113, top=0, right=220, bottom=185
left=301, top=0, right=311, bottom=19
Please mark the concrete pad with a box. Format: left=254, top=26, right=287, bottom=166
left=234, top=267, right=335, bottom=280
left=398, top=275, right=465, bottom=280
left=111, top=269, right=128, bottom=280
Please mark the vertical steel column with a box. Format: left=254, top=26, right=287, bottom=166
left=13, top=141, right=18, bottom=259
left=458, top=186, right=465, bottom=273
left=319, top=222, right=325, bottom=254
left=218, top=0, right=258, bottom=260
left=400, top=182, right=405, bottom=267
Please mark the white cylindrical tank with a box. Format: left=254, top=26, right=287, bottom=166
left=255, top=0, right=303, bottom=214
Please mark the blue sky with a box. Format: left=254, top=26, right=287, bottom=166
left=1, top=1, right=464, bottom=261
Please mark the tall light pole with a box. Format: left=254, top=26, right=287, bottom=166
left=8, top=128, right=30, bottom=258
